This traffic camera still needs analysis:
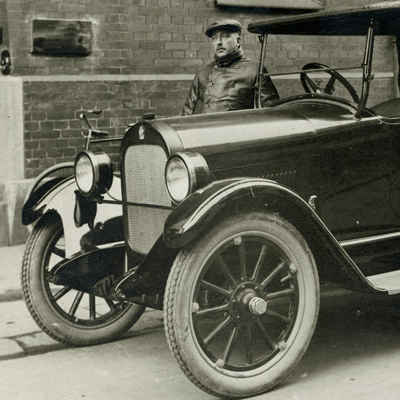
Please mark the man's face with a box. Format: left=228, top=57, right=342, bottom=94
left=211, top=30, right=240, bottom=59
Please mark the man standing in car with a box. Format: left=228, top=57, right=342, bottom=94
left=182, top=18, right=279, bottom=115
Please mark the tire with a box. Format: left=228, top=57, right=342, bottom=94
left=164, top=211, right=320, bottom=398
left=22, top=213, right=145, bottom=346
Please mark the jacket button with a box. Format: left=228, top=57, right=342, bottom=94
left=208, top=82, right=213, bottom=86
left=204, top=104, right=209, bottom=108
left=214, top=65, right=218, bottom=69
left=234, top=65, right=239, bottom=69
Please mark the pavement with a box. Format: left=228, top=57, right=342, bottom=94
left=0, top=244, right=25, bottom=303
left=0, top=244, right=36, bottom=359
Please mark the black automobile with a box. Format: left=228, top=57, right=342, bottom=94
left=22, top=2, right=400, bottom=398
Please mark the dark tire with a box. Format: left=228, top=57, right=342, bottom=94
left=22, top=213, right=145, bottom=346
left=164, top=212, right=319, bottom=398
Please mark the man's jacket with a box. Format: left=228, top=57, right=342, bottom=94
left=182, top=50, right=279, bottom=115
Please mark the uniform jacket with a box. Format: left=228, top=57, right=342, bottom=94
left=182, top=49, right=279, bottom=115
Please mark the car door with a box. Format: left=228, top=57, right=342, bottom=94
left=388, top=118, right=400, bottom=218
left=317, top=117, right=396, bottom=241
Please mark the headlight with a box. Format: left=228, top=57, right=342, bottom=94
left=74, top=150, right=113, bottom=197
left=165, top=152, right=210, bottom=203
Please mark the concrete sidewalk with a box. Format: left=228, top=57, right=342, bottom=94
left=0, top=244, right=25, bottom=302
left=0, top=243, right=53, bottom=360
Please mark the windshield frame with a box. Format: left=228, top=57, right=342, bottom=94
left=255, top=22, right=376, bottom=118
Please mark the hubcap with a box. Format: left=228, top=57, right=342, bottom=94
left=249, top=296, right=267, bottom=315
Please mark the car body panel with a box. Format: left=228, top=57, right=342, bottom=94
left=163, top=177, right=388, bottom=293
left=158, top=97, right=400, bottom=240
left=23, top=176, right=123, bottom=257
left=66, top=3, right=400, bottom=301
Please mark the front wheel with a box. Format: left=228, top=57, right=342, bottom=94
left=22, top=213, right=145, bottom=346
left=164, top=212, right=320, bottom=398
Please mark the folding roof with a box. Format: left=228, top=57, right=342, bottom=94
left=215, top=0, right=322, bottom=9
left=248, top=1, right=400, bottom=36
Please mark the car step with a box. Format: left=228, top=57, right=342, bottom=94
left=367, top=270, right=400, bottom=295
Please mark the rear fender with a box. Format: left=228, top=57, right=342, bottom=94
left=23, top=175, right=123, bottom=258
left=164, top=178, right=383, bottom=293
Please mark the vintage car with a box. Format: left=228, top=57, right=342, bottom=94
left=21, top=1, right=400, bottom=398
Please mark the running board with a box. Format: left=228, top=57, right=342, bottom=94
left=367, top=271, right=400, bottom=295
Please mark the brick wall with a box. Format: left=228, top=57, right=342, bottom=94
left=1, top=0, right=398, bottom=178
left=23, top=77, right=192, bottom=178
left=5, top=0, right=391, bottom=76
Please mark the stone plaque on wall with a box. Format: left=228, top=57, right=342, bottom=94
left=32, top=19, right=92, bottom=56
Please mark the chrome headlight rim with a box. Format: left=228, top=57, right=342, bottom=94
left=165, top=152, right=210, bottom=204
left=74, top=150, right=113, bottom=197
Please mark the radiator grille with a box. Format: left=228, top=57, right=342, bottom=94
left=124, top=145, right=171, bottom=254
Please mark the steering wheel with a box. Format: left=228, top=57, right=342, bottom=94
left=300, top=63, right=359, bottom=104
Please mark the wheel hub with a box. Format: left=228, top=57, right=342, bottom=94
left=230, top=282, right=266, bottom=323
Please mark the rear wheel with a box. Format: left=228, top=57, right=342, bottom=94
left=164, top=212, right=319, bottom=398
left=22, top=213, right=145, bottom=346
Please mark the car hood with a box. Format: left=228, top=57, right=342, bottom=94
left=160, top=100, right=360, bottom=157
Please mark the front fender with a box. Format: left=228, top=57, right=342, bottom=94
left=23, top=174, right=123, bottom=258
left=22, top=162, right=74, bottom=226
left=164, top=178, right=382, bottom=293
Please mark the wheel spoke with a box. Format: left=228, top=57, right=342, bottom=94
left=260, top=260, right=286, bottom=289
left=265, top=288, right=294, bottom=301
left=236, top=238, right=247, bottom=281
left=254, top=318, right=277, bottom=351
left=197, top=303, right=229, bottom=316
left=52, top=286, right=71, bottom=301
left=264, top=309, right=290, bottom=325
left=52, top=245, right=66, bottom=259
left=222, top=324, right=240, bottom=364
left=89, top=293, right=96, bottom=320
left=244, top=325, right=254, bottom=364
left=251, top=245, right=268, bottom=281
left=204, top=315, right=232, bottom=345
left=68, top=291, right=84, bottom=316
left=105, top=296, right=117, bottom=312
left=201, top=280, right=231, bottom=299
left=216, top=256, right=237, bottom=286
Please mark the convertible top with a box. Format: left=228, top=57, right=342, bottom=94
left=248, top=1, right=400, bottom=36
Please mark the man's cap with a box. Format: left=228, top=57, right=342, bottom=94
left=205, top=19, right=242, bottom=38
